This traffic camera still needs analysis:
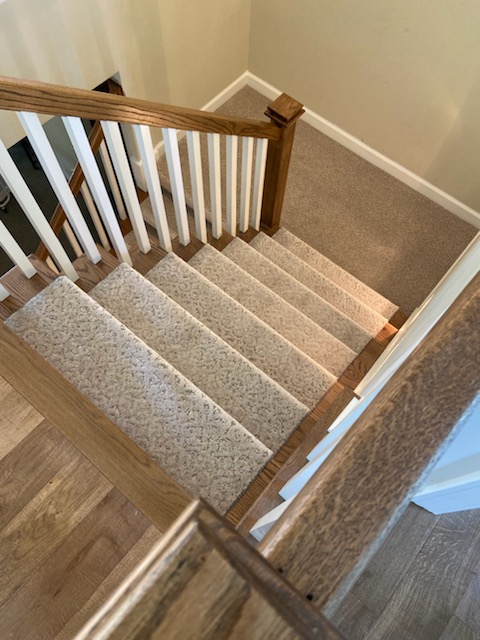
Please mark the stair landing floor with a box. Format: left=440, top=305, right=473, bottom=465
left=0, top=374, right=163, bottom=640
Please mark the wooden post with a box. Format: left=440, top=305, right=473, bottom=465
left=260, top=94, right=304, bottom=234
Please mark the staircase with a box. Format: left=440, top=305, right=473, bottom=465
left=4, top=227, right=398, bottom=516
left=1, top=75, right=477, bottom=639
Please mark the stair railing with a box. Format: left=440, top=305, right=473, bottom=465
left=0, top=76, right=303, bottom=297
left=250, top=230, right=480, bottom=541
left=254, top=273, right=480, bottom=614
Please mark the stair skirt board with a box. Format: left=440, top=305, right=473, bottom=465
left=91, top=263, right=309, bottom=451
left=5, top=277, right=271, bottom=514
left=146, top=252, right=337, bottom=408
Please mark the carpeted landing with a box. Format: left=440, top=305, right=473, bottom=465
left=6, top=229, right=398, bottom=513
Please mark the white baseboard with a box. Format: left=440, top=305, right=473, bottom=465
left=245, top=72, right=480, bottom=229
left=413, top=473, right=480, bottom=514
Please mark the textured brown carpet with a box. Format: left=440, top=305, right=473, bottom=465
left=215, top=87, right=477, bottom=314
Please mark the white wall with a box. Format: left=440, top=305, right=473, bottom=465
left=0, top=0, right=251, bottom=149
left=249, top=0, right=480, bottom=211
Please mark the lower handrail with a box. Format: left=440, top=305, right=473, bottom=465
left=258, top=273, right=480, bottom=612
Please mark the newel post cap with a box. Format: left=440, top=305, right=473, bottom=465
left=265, top=93, right=305, bottom=128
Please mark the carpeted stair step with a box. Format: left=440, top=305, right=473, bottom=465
left=91, top=263, right=308, bottom=451
left=189, top=243, right=355, bottom=377
left=222, top=237, right=372, bottom=353
left=273, top=228, right=399, bottom=318
left=5, top=277, right=271, bottom=514
left=147, top=253, right=335, bottom=408
left=250, top=232, right=388, bottom=336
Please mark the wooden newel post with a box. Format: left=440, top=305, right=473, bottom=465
left=260, top=94, right=304, bottom=234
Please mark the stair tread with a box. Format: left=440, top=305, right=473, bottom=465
left=223, top=238, right=371, bottom=354
left=250, top=232, right=388, bottom=335
left=91, top=264, right=308, bottom=451
left=274, top=228, right=399, bottom=318
left=189, top=244, right=355, bottom=377
left=6, top=277, right=271, bottom=514
left=147, top=253, right=335, bottom=408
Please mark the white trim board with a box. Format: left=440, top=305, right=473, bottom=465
left=246, top=72, right=480, bottom=229
left=413, top=474, right=480, bottom=515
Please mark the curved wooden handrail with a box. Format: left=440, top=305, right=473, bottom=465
left=0, top=76, right=281, bottom=140
left=258, top=273, right=480, bottom=611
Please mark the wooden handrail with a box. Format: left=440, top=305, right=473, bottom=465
left=77, top=499, right=343, bottom=639
left=258, top=273, right=480, bottom=611
left=35, top=121, right=105, bottom=261
left=0, top=322, right=191, bottom=533
left=0, top=76, right=281, bottom=140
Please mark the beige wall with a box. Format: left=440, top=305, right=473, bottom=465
left=0, top=0, right=251, bottom=149
left=249, top=0, right=480, bottom=211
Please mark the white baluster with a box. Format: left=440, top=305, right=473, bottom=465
left=162, top=127, right=190, bottom=246
left=62, top=220, right=83, bottom=258
left=62, top=116, right=131, bottom=265
left=240, top=137, right=254, bottom=232
left=79, top=183, right=110, bottom=251
left=250, top=497, right=294, bottom=542
left=0, top=283, right=9, bottom=302
left=226, top=135, right=238, bottom=236
left=17, top=112, right=101, bottom=265
left=98, top=141, right=128, bottom=220
left=0, top=137, right=78, bottom=281
left=133, top=124, right=172, bottom=252
left=0, top=218, right=37, bottom=278
left=207, top=133, right=222, bottom=239
left=101, top=121, right=151, bottom=254
left=251, top=138, right=268, bottom=230
left=186, top=131, right=207, bottom=243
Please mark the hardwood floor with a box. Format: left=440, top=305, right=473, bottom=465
left=0, top=374, right=163, bottom=639
left=329, top=503, right=480, bottom=640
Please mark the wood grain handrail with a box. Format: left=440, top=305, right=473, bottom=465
left=35, top=121, right=105, bottom=261
left=0, top=322, right=191, bottom=533
left=258, top=273, right=480, bottom=612
left=0, top=76, right=281, bottom=140
left=77, top=499, right=343, bottom=639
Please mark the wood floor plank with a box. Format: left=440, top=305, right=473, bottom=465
left=0, top=420, right=80, bottom=528
left=455, top=570, right=480, bottom=636
left=0, top=488, right=152, bottom=640
left=364, top=510, right=480, bottom=640
left=348, top=504, right=439, bottom=615
left=326, top=592, right=377, bottom=640
left=0, top=453, right=111, bottom=607
left=53, top=526, right=163, bottom=640
left=0, top=374, right=43, bottom=460
left=439, top=616, right=480, bottom=640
